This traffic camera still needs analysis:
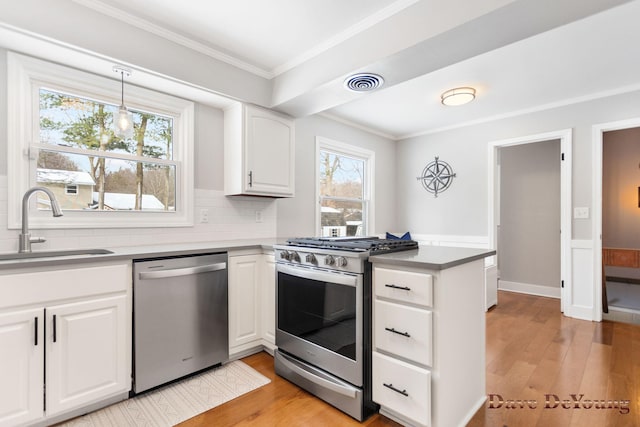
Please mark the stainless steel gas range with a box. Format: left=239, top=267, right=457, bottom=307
left=273, top=236, right=418, bottom=421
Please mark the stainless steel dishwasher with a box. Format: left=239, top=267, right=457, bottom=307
left=132, top=252, right=228, bottom=394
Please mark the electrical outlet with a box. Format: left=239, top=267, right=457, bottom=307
left=199, top=208, right=209, bottom=223
left=255, top=210, right=263, bottom=223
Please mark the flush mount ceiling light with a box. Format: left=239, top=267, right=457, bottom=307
left=113, top=65, right=134, bottom=139
left=344, top=73, right=384, bottom=92
left=440, top=87, right=476, bottom=106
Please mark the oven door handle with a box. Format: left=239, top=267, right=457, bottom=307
left=277, top=264, right=359, bottom=287
left=277, top=351, right=358, bottom=398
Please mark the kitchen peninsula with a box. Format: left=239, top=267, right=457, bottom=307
left=369, top=245, right=495, bottom=427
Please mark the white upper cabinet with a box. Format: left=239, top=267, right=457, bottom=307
left=224, top=103, right=295, bottom=197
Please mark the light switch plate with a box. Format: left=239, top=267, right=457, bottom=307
left=573, top=207, right=589, bottom=219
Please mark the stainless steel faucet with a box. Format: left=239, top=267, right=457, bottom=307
left=19, top=186, right=63, bottom=253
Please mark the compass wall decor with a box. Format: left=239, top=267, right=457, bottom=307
left=416, top=156, right=456, bottom=197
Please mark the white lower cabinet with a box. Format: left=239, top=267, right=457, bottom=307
left=228, top=251, right=276, bottom=358
left=228, top=254, right=261, bottom=352
left=46, top=295, right=128, bottom=416
left=261, top=254, right=276, bottom=347
left=0, top=262, right=131, bottom=427
left=372, top=260, right=486, bottom=427
left=0, top=308, right=43, bottom=426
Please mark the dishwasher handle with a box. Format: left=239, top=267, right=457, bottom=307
left=138, top=262, right=227, bottom=280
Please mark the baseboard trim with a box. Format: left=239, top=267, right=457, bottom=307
left=498, top=280, right=561, bottom=299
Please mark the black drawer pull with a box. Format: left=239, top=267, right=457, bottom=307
left=385, top=284, right=411, bottom=291
left=383, top=383, right=409, bottom=397
left=53, top=314, right=57, bottom=343
left=34, top=317, right=38, bottom=346
left=385, top=327, right=411, bottom=338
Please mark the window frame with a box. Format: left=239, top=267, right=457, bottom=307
left=315, top=136, right=375, bottom=237
left=7, top=52, right=195, bottom=229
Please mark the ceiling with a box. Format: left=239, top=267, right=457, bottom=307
left=71, top=0, right=640, bottom=139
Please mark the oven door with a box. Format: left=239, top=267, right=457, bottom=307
left=276, top=263, right=363, bottom=386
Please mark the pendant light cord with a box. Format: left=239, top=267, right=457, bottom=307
left=120, top=71, right=125, bottom=106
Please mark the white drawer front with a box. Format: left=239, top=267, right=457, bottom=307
left=373, top=351, right=431, bottom=427
left=374, top=267, right=432, bottom=307
left=374, top=300, right=432, bottom=366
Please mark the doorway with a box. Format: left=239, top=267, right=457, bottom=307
left=594, top=118, right=640, bottom=323
left=600, top=126, right=640, bottom=325
left=499, top=140, right=561, bottom=298
left=488, top=129, right=572, bottom=313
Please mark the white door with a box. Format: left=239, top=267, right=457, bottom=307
left=228, top=255, right=261, bottom=352
left=46, top=294, right=128, bottom=416
left=245, top=106, right=294, bottom=196
left=0, top=308, right=43, bottom=427
left=262, top=254, right=276, bottom=345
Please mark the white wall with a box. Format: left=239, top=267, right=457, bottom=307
left=0, top=0, right=270, bottom=107
left=397, top=89, right=640, bottom=240
left=276, top=114, right=396, bottom=238
left=397, top=89, right=640, bottom=320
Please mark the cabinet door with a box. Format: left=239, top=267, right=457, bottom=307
left=0, top=308, right=43, bottom=427
left=228, top=255, right=261, bottom=353
left=261, top=254, right=276, bottom=345
left=244, top=106, right=295, bottom=196
left=46, top=294, right=128, bottom=416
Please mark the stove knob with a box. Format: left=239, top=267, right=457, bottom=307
left=280, top=250, right=291, bottom=261
left=290, top=251, right=300, bottom=262
left=324, top=255, right=335, bottom=266
left=336, top=256, right=348, bottom=267
left=305, top=253, right=317, bottom=263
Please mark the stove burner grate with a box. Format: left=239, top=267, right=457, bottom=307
left=285, top=236, right=418, bottom=254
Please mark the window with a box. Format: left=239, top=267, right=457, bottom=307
left=7, top=53, right=195, bottom=229
left=316, top=137, right=374, bottom=237
left=65, top=185, right=78, bottom=195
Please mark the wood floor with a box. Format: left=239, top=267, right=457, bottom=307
left=176, top=352, right=401, bottom=427
left=178, top=291, right=640, bottom=427
left=468, top=291, right=640, bottom=427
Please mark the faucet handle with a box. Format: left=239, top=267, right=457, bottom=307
left=30, top=237, right=46, bottom=245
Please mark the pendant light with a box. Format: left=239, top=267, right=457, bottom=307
left=113, top=66, right=134, bottom=139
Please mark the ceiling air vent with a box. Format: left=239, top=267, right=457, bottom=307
left=344, top=73, right=384, bottom=92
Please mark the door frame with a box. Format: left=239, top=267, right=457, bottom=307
left=592, top=117, right=640, bottom=321
left=488, top=129, right=572, bottom=312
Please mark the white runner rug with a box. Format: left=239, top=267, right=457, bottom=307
left=60, top=361, right=270, bottom=426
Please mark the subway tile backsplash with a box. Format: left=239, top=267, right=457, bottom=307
left=0, top=176, right=277, bottom=252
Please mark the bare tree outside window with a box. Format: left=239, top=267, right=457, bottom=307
left=37, top=89, right=176, bottom=212
left=319, top=150, right=366, bottom=237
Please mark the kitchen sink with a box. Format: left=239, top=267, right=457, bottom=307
left=0, top=248, right=114, bottom=261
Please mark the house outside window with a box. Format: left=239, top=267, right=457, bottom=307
left=7, top=53, right=195, bottom=229
left=316, top=137, right=374, bottom=237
